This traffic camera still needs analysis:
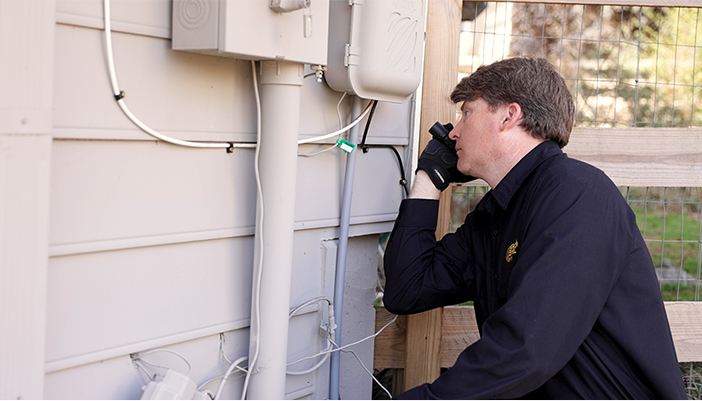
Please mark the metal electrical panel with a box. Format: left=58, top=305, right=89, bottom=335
left=325, top=0, right=427, bottom=103
left=172, top=0, right=329, bottom=65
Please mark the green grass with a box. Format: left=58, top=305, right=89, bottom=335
left=632, top=205, right=701, bottom=276
left=661, top=283, right=699, bottom=303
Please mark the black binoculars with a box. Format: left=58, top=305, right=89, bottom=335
left=429, top=121, right=457, bottom=153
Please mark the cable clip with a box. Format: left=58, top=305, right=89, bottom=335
left=336, top=139, right=355, bottom=153
left=226, top=143, right=234, bottom=153
left=114, top=91, right=126, bottom=101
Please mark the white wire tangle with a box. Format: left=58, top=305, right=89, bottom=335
left=105, top=0, right=391, bottom=397
left=103, top=0, right=372, bottom=152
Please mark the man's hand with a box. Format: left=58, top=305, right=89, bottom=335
left=416, top=139, right=473, bottom=191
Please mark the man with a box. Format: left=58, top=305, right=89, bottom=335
left=383, top=57, right=687, bottom=399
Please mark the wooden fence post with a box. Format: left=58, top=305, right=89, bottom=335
left=400, top=0, right=463, bottom=392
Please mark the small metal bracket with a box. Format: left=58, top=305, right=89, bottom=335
left=344, top=44, right=360, bottom=67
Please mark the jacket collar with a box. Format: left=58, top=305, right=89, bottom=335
left=477, top=140, right=562, bottom=215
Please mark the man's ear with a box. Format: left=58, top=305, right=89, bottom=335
left=499, top=103, right=522, bottom=131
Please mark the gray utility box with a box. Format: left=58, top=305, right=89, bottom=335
left=172, top=0, right=329, bottom=65
left=325, top=0, right=427, bottom=103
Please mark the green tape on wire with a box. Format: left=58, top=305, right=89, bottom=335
left=336, top=139, right=356, bottom=153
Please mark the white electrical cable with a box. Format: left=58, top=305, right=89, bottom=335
left=339, top=344, right=393, bottom=399
left=198, top=372, right=247, bottom=394
left=132, top=359, right=154, bottom=383
left=285, top=297, right=334, bottom=376
left=211, top=297, right=333, bottom=394
left=105, top=0, right=369, bottom=152
left=103, top=0, right=251, bottom=150
left=286, top=342, right=333, bottom=376
left=297, top=91, right=349, bottom=157
left=214, top=356, right=249, bottom=400
left=297, top=144, right=339, bottom=157
left=297, top=101, right=373, bottom=145
left=287, top=314, right=398, bottom=365
left=242, top=59, right=264, bottom=401
left=288, top=296, right=333, bottom=318
left=336, top=314, right=397, bottom=352
left=219, top=333, right=234, bottom=365
left=130, top=349, right=192, bottom=376
left=336, top=92, right=348, bottom=129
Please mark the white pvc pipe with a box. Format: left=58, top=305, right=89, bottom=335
left=245, top=60, right=304, bottom=400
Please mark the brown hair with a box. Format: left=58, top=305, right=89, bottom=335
left=450, top=57, right=574, bottom=148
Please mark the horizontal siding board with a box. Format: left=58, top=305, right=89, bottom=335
left=44, top=328, right=255, bottom=399
left=53, top=24, right=411, bottom=144
left=53, top=24, right=256, bottom=141
left=45, top=238, right=255, bottom=363
left=56, top=0, right=171, bottom=38
left=50, top=139, right=402, bottom=251
left=49, top=139, right=258, bottom=246
left=45, top=228, right=336, bottom=373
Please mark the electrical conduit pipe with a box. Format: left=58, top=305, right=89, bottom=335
left=246, top=60, right=304, bottom=400
left=330, top=96, right=363, bottom=400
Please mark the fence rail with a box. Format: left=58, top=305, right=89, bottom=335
left=491, top=0, right=701, bottom=6
left=374, top=303, right=702, bottom=368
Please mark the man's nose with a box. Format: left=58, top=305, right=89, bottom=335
left=449, top=126, right=460, bottom=141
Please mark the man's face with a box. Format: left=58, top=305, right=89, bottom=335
left=448, top=97, right=502, bottom=177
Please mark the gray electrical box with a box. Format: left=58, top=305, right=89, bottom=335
left=325, top=0, right=426, bottom=103
left=172, top=0, right=329, bottom=65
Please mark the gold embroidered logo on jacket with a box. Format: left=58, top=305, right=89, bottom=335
left=506, top=240, right=518, bottom=263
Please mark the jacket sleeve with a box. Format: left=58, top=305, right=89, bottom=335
left=382, top=198, right=474, bottom=315
left=396, top=173, right=635, bottom=399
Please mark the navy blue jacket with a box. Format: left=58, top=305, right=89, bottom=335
left=384, top=141, right=686, bottom=399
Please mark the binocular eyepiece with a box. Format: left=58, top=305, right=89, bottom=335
left=429, top=121, right=456, bottom=152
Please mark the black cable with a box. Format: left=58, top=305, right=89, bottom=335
left=357, top=100, right=410, bottom=197
left=362, top=144, right=410, bottom=197
left=359, top=100, right=379, bottom=148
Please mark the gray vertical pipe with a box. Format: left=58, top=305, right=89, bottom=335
left=330, top=96, right=363, bottom=399
left=247, top=60, right=304, bottom=400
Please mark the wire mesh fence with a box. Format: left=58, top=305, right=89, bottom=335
left=459, top=2, right=702, bottom=128
left=623, top=187, right=702, bottom=302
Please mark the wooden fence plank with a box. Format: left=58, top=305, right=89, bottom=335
left=402, top=0, right=464, bottom=391
left=374, top=308, right=406, bottom=370
left=375, top=302, right=702, bottom=372
left=440, top=306, right=481, bottom=367
left=404, top=308, right=444, bottom=387
left=666, top=302, right=702, bottom=363
left=487, top=0, right=702, bottom=7
left=566, top=127, right=702, bottom=187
